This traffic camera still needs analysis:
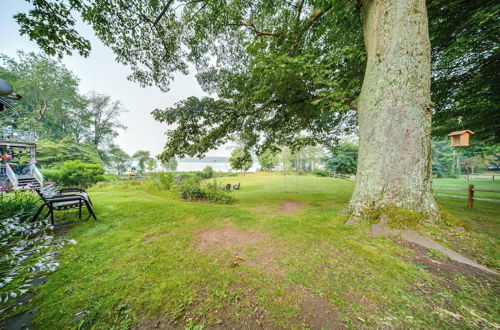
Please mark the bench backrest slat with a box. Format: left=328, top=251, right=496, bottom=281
left=38, top=185, right=58, bottom=199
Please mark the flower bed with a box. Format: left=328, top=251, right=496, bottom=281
left=0, top=193, right=75, bottom=317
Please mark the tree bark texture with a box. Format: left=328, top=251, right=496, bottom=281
left=348, top=0, right=438, bottom=222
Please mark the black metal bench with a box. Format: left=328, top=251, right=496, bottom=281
left=32, top=185, right=97, bottom=225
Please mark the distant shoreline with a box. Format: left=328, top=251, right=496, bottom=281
left=180, top=157, right=229, bottom=163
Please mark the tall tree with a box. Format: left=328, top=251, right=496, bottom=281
left=107, top=144, right=130, bottom=175
left=132, top=150, right=151, bottom=170
left=347, top=0, right=438, bottom=221
left=67, top=99, right=91, bottom=144
left=14, top=0, right=496, bottom=224
left=86, top=92, right=126, bottom=149
left=161, top=157, right=178, bottom=172
left=324, top=142, right=358, bottom=175
left=37, top=138, right=102, bottom=168
left=229, top=148, right=253, bottom=173
left=431, top=139, right=455, bottom=178
left=257, top=148, right=279, bottom=171
left=0, top=51, right=82, bottom=139
left=146, top=158, right=157, bottom=172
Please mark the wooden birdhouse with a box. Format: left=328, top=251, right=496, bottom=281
left=448, top=130, right=473, bottom=147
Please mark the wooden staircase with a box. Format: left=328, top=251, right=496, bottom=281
left=17, top=175, right=41, bottom=189
left=4, top=163, right=44, bottom=190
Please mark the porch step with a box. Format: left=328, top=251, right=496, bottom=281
left=17, top=176, right=40, bottom=189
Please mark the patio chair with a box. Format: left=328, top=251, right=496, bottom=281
left=223, top=184, right=231, bottom=191
left=31, top=185, right=97, bottom=225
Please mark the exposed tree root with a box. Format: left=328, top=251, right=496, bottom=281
left=371, top=223, right=498, bottom=276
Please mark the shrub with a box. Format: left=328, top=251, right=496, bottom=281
left=102, top=174, right=119, bottom=182
left=178, top=179, right=234, bottom=203
left=178, top=181, right=205, bottom=200
left=202, top=181, right=235, bottom=204
left=201, top=166, right=215, bottom=179
left=58, top=161, right=105, bottom=188
left=224, top=172, right=239, bottom=177
left=0, top=191, right=41, bottom=221
left=314, top=169, right=330, bottom=177
left=174, top=172, right=198, bottom=184
left=41, top=168, right=62, bottom=183
left=155, top=172, right=175, bottom=190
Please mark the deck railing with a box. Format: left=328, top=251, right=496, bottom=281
left=31, top=165, right=44, bottom=187
left=5, top=163, right=18, bottom=187
left=0, top=129, right=36, bottom=143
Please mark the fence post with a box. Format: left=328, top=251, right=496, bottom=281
left=467, top=184, right=474, bottom=208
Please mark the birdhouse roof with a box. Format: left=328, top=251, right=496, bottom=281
left=447, top=130, right=474, bottom=136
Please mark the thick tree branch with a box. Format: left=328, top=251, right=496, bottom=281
left=303, top=4, right=333, bottom=31
left=295, top=0, right=305, bottom=22
left=153, top=0, right=174, bottom=27
left=288, top=4, right=333, bottom=55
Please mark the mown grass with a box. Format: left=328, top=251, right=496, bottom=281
left=30, top=174, right=499, bottom=328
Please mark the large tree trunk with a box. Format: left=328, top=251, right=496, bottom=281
left=348, top=0, right=439, bottom=223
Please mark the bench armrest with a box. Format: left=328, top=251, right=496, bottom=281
left=59, top=188, right=87, bottom=194
left=45, top=195, right=86, bottom=202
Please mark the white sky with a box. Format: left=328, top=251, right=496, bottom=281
left=0, top=1, right=232, bottom=157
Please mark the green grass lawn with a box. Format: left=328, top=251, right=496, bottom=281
left=30, top=175, right=499, bottom=328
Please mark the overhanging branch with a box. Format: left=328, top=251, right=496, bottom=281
left=153, top=0, right=174, bottom=27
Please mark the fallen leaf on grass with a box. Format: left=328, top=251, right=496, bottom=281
left=229, top=255, right=246, bottom=268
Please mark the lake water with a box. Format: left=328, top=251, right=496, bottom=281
left=176, top=161, right=259, bottom=173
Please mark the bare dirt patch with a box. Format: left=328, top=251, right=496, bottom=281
left=296, top=287, right=347, bottom=329
left=194, top=224, right=286, bottom=278
left=278, top=201, right=302, bottom=215
left=194, top=226, right=267, bottom=251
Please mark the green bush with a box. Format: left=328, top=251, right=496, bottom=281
left=178, top=179, right=234, bottom=203
left=155, top=172, right=175, bottom=190
left=178, top=181, right=205, bottom=200
left=201, top=166, right=215, bottom=179
left=58, top=161, right=105, bottom=188
left=41, top=168, right=61, bottom=183
left=102, top=174, right=119, bottom=182
left=224, top=172, right=239, bottom=177
left=0, top=191, right=41, bottom=221
left=314, top=169, right=330, bottom=177
left=202, top=181, right=235, bottom=203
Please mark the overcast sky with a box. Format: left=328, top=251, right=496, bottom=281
left=0, top=1, right=233, bottom=157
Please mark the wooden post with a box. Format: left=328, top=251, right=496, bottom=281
left=467, top=184, right=474, bottom=208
